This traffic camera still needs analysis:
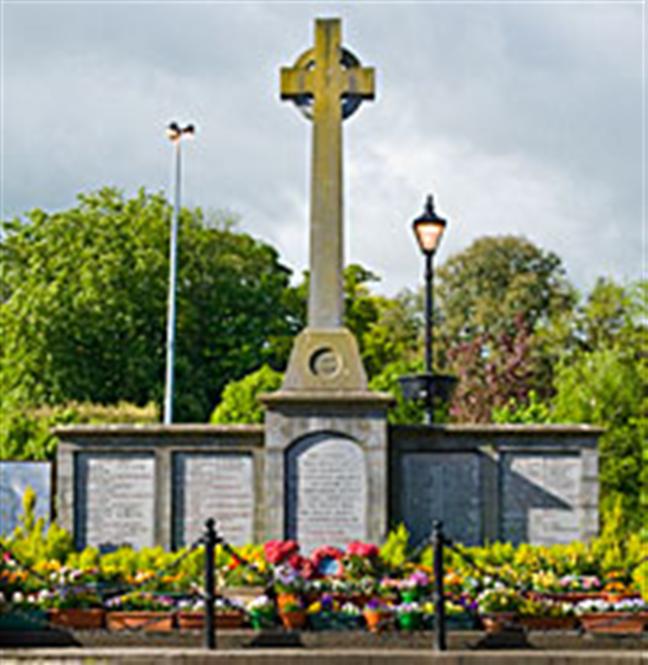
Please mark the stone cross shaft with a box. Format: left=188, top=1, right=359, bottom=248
left=281, top=18, right=375, bottom=328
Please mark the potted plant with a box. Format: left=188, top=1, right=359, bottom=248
left=422, top=599, right=475, bottom=631
left=399, top=571, right=430, bottom=603
left=518, top=597, right=576, bottom=631
left=476, top=587, right=522, bottom=633
left=272, top=562, right=306, bottom=612
left=44, top=587, right=105, bottom=630
left=176, top=597, right=245, bottom=630
left=0, top=590, right=49, bottom=631
left=306, top=594, right=337, bottom=631
left=247, top=594, right=276, bottom=630
left=105, top=591, right=175, bottom=632
left=396, top=601, right=423, bottom=631
left=278, top=597, right=307, bottom=631
left=363, top=598, right=392, bottom=633
left=576, top=597, right=648, bottom=634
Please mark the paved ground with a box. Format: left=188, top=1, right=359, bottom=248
left=0, top=648, right=647, bottom=664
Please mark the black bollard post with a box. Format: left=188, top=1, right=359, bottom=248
left=204, top=518, right=217, bottom=650
left=433, top=520, right=447, bottom=651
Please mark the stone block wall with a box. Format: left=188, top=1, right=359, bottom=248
left=55, top=425, right=264, bottom=551
left=56, top=423, right=600, bottom=550
left=390, top=424, right=601, bottom=546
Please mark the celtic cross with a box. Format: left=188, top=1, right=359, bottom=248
left=281, top=18, right=375, bottom=329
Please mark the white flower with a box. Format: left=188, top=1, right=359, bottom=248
left=247, top=595, right=272, bottom=610
left=12, top=592, right=25, bottom=603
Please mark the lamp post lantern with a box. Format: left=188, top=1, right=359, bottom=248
left=399, top=195, right=456, bottom=425
left=414, top=194, right=447, bottom=424
left=164, top=122, right=195, bottom=425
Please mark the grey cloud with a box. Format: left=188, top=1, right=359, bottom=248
left=2, top=2, right=643, bottom=297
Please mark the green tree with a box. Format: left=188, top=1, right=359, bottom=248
left=361, top=290, right=421, bottom=378
left=436, top=235, right=575, bottom=344
left=210, top=365, right=283, bottom=424
left=494, top=279, right=646, bottom=530
left=435, top=236, right=576, bottom=421
left=0, top=188, right=296, bottom=422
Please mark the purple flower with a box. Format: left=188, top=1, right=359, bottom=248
left=409, top=571, right=430, bottom=587
left=366, top=598, right=382, bottom=610
left=321, top=594, right=334, bottom=611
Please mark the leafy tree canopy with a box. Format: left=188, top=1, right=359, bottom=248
left=0, top=188, right=296, bottom=421
left=210, top=365, right=282, bottom=425
left=436, top=235, right=575, bottom=345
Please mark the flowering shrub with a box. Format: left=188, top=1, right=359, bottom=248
left=263, top=540, right=299, bottom=565
left=105, top=592, right=174, bottom=612
left=396, top=601, right=422, bottom=615
left=347, top=542, right=379, bottom=559
left=476, top=587, right=523, bottom=614
left=247, top=594, right=274, bottom=612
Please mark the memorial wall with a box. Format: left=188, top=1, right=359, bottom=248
left=56, top=422, right=600, bottom=551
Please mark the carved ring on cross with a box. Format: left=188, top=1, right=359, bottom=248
left=289, top=47, right=365, bottom=121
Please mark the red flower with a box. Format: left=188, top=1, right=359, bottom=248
left=347, top=541, right=379, bottom=558
left=263, top=540, right=300, bottom=565
left=310, top=545, right=344, bottom=567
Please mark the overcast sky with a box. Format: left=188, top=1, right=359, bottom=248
left=1, top=1, right=645, bottom=297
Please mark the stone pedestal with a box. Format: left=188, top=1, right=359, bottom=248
left=261, top=390, right=392, bottom=550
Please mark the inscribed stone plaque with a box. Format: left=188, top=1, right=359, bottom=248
left=400, top=453, right=481, bottom=546
left=173, top=453, right=254, bottom=548
left=0, top=462, right=51, bottom=536
left=501, top=453, right=581, bottom=545
left=286, top=434, right=366, bottom=553
left=75, top=453, right=155, bottom=550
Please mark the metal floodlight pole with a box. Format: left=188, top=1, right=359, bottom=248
left=164, top=122, right=194, bottom=425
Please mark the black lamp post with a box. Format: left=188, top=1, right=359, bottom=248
left=413, top=195, right=446, bottom=418
left=399, top=195, right=456, bottom=424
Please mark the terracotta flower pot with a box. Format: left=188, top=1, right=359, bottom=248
left=480, top=612, right=517, bottom=634
left=280, top=609, right=307, bottom=631
left=177, top=611, right=203, bottom=631
left=519, top=616, right=577, bottom=631
left=363, top=609, right=390, bottom=633
left=177, top=610, right=245, bottom=631
left=48, top=608, right=105, bottom=630
left=545, top=592, right=603, bottom=603
left=106, top=611, right=174, bottom=632
left=579, top=612, right=647, bottom=634
left=277, top=593, right=300, bottom=612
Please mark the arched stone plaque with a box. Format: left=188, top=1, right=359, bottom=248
left=285, top=434, right=367, bottom=553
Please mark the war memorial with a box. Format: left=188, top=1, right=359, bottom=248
left=54, top=18, right=600, bottom=554
left=4, top=17, right=644, bottom=665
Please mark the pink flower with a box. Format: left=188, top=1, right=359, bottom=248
left=263, top=540, right=300, bottom=565
left=347, top=541, right=379, bottom=558
left=310, top=546, right=344, bottom=567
